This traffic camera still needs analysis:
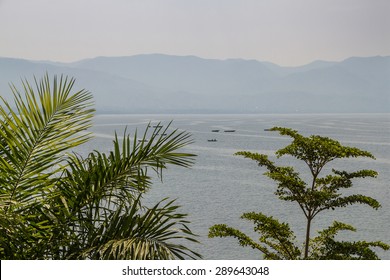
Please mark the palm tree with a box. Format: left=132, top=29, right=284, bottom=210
left=0, top=74, right=200, bottom=259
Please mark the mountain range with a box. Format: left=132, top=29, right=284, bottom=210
left=0, top=54, right=389, bottom=113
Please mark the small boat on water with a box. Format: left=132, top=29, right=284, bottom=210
left=211, top=130, right=220, bottom=132
left=264, top=128, right=272, bottom=131
left=224, top=130, right=236, bottom=132
left=207, top=139, right=217, bottom=142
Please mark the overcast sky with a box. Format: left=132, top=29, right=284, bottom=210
left=0, top=0, right=389, bottom=66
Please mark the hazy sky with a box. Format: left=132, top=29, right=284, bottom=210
left=0, top=0, right=389, bottom=66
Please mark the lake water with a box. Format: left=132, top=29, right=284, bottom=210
left=79, top=114, right=390, bottom=259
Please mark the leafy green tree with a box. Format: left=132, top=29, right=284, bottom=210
left=209, top=127, right=389, bottom=259
left=0, top=74, right=200, bottom=259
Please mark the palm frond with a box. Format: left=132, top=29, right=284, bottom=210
left=59, top=123, right=195, bottom=214
left=0, top=75, right=200, bottom=260
left=0, top=74, right=94, bottom=210
left=76, top=197, right=201, bottom=260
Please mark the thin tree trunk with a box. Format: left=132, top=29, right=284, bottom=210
left=304, top=173, right=318, bottom=259
left=304, top=216, right=312, bottom=259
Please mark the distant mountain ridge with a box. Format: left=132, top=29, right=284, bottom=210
left=0, top=54, right=389, bottom=113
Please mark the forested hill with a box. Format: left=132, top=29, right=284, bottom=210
left=1, top=55, right=389, bottom=113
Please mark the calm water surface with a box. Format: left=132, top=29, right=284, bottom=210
left=79, top=114, right=390, bottom=259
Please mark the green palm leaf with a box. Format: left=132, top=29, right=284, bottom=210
left=0, top=74, right=94, bottom=259
left=0, top=74, right=94, bottom=211
left=56, top=126, right=199, bottom=260
left=59, top=125, right=195, bottom=215
left=1, top=74, right=200, bottom=260
left=77, top=197, right=201, bottom=260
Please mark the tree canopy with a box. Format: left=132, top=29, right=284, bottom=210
left=209, top=127, right=389, bottom=259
